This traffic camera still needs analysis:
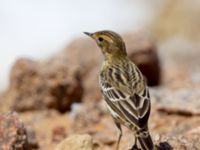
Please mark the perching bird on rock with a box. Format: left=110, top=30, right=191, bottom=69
left=84, top=30, right=156, bottom=150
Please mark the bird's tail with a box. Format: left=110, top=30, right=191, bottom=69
left=138, top=132, right=155, bottom=150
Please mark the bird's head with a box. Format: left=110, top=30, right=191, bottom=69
left=84, top=30, right=127, bottom=60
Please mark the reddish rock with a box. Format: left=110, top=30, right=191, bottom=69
left=9, top=58, right=83, bottom=113
left=0, top=112, right=29, bottom=150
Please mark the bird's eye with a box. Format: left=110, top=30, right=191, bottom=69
left=98, top=37, right=104, bottom=42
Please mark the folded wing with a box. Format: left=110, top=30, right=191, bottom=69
left=100, top=66, right=151, bottom=129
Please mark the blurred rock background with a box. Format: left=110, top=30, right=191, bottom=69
left=0, top=0, right=200, bottom=150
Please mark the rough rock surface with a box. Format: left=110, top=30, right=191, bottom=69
left=55, top=134, right=96, bottom=150
left=0, top=112, right=29, bottom=150
left=151, top=87, right=200, bottom=115
left=9, top=58, right=83, bottom=113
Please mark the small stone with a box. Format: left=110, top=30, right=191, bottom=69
left=52, top=126, right=67, bottom=143
left=154, top=134, right=161, bottom=142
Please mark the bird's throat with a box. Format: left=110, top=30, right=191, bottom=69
left=106, top=53, right=128, bottom=64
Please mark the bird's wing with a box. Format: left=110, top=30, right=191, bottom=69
left=100, top=64, right=150, bottom=128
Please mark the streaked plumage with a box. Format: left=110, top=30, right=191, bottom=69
left=84, top=30, right=155, bottom=150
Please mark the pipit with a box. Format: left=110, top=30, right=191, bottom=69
left=84, top=30, right=155, bottom=150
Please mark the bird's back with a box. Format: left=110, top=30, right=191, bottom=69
left=100, top=58, right=146, bottom=96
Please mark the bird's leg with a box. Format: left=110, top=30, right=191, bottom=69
left=129, top=135, right=139, bottom=150
left=134, top=135, right=138, bottom=148
left=114, top=120, right=122, bottom=150
left=116, top=129, right=122, bottom=150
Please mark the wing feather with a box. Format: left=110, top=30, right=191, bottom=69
left=100, top=61, right=151, bottom=129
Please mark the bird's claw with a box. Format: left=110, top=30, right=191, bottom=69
left=129, top=144, right=141, bottom=150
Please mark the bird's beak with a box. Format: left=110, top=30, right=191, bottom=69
left=83, top=32, right=93, bottom=38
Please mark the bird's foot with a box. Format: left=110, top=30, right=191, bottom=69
left=129, top=144, right=141, bottom=150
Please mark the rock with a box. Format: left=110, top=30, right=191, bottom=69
left=0, top=112, right=29, bottom=150
left=9, top=58, right=83, bottom=113
left=55, top=134, right=95, bottom=150
left=18, top=110, right=71, bottom=150
left=150, top=87, right=200, bottom=115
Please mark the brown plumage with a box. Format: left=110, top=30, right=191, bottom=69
left=84, top=30, right=155, bottom=150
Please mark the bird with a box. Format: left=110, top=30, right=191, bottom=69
left=84, top=30, right=155, bottom=150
